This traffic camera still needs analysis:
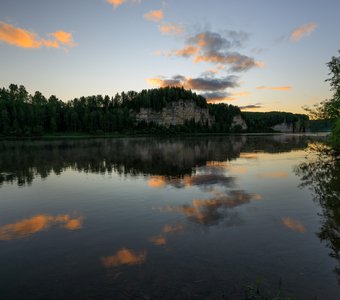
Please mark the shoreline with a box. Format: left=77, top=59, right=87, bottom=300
left=0, top=131, right=330, bottom=141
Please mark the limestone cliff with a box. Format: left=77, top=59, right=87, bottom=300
left=231, top=115, right=248, bottom=130
left=134, top=100, right=215, bottom=127
left=271, top=119, right=305, bottom=133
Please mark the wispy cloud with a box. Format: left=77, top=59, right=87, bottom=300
left=0, top=21, right=76, bottom=50
left=159, top=23, right=184, bottom=35
left=163, top=30, right=263, bottom=72
left=239, top=103, right=263, bottom=111
left=290, top=22, right=317, bottom=41
left=256, top=86, right=292, bottom=91
left=144, top=9, right=164, bottom=22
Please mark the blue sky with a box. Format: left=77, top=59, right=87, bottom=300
left=1, top=0, right=339, bottom=113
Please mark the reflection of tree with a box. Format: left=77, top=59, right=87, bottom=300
left=295, top=146, right=340, bottom=281
left=0, top=135, right=320, bottom=186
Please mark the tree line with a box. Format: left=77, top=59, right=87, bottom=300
left=0, top=84, right=309, bottom=136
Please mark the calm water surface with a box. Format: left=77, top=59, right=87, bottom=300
left=0, top=135, right=339, bottom=299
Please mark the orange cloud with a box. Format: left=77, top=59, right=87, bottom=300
left=159, top=23, right=184, bottom=35
left=282, top=217, right=306, bottom=233
left=256, top=86, right=292, bottom=91
left=0, top=21, right=75, bottom=50
left=101, top=248, right=146, bottom=267
left=206, top=91, right=250, bottom=103
left=290, top=22, right=318, bottom=41
left=144, top=9, right=164, bottom=22
left=49, top=31, right=76, bottom=47
left=149, top=235, right=167, bottom=245
left=0, top=214, right=84, bottom=240
left=106, top=0, right=127, bottom=8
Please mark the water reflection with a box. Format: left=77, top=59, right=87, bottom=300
left=295, top=144, right=340, bottom=281
left=281, top=217, right=306, bottom=233
left=0, top=135, right=321, bottom=187
left=102, top=248, right=147, bottom=268
left=0, top=213, right=84, bottom=240
left=160, top=190, right=260, bottom=226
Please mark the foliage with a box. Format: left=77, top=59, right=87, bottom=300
left=0, top=84, right=309, bottom=136
left=304, top=50, right=340, bottom=151
left=295, top=143, right=340, bottom=282
left=243, top=112, right=308, bottom=133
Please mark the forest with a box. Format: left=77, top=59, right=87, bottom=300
left=0, top=84, right=309, bottom=136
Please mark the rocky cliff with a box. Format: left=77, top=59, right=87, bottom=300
left=271, top=119, right=306, bottom=133
left=134, top=100, right=215, bottom=127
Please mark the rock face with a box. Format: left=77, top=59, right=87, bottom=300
left=231, top=115, right=248, bottom=130
left=134, top=100, right=215, bottom=127
left=271, top=120, right=305, bottom=133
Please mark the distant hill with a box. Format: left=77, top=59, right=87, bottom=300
left=0, top=84, right=309, bottom=136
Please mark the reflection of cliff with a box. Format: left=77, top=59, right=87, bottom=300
left=0, top=135, right=323, bottom=186
left=295, top=147, right=340, bottom=282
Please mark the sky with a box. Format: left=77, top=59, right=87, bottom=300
left=1, top=0, right=340, bottom=113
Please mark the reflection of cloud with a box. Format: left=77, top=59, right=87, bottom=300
left=102, top=248, right=146, bottom=267
left=240, top=153, right=258, bottom=159
left=290, top=22, right=317, bottom=41
left=162, top=223, right=184, bottom=233
left=0, top=21, right=75, bottom=49
left=144, top=9, right=164, bottom=22
left=0, top=214, right=84, bottom=240
left=282, top=218, right=306, bottom=233
left=229, top=165, right=248, bottom=174
left=149, top=235, right=167, bottom=245
left=148, top=176, right=166, bottom=188
left=148, top=174, right=234, bottom=189
left=258, top=172, right=288, bottom=178
left=161, top=191, right=259, bottom=226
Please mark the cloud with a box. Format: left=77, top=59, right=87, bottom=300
left=282, top=217, right=306, bottom=233
left=202, top=90, right=250, bottom=103
left=144, top=9, right=164, bottom=22
left=106, top=0, right=127, bottom=8
left=0, top=21, right=75, bottom=49
left=165, top=31, right=262, bottom=72
left=201, top=91, right=236, bottom=103
left=256, top=86, right=292, bottom=91
left=0, top=214, right=84, bottom=240
left=239, top=103, right=263, bottom=111
left=101, top=248, right=146, bottom=267
left=290, top=22, right=317, bottom=41
left=159, top=23, right=184, bottom=35
left=147, top=75, right=238, bottom=91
